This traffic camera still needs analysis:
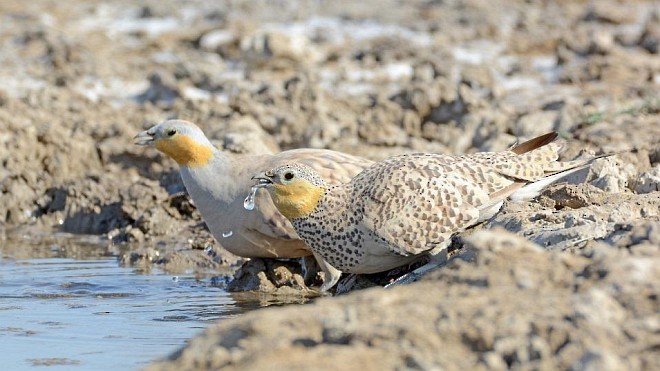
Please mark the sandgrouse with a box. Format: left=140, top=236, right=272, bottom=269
left=134, top=119, right=373, bottom=285
left=251, top=132, right=605, bottom=291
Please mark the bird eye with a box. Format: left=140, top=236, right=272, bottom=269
left=166, top=129, right=177, bottom=137
left=284, top=172, right=294, bottom=180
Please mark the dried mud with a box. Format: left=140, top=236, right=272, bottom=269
left=0, top=0, right=658, bottom=369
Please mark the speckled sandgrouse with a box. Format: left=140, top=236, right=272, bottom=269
left=251, top=132, right=605, bottom=291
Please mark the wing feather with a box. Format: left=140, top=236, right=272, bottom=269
left=355, top=154, right=491, bottom=256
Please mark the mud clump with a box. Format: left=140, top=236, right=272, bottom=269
left=227, top=258, right=313, bottom=296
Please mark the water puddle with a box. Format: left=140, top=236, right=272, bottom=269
left=0, top=234, right=264, bottom=370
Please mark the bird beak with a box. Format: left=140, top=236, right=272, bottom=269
left=133, top=129, right=155, bottom=146
left=251, top=171, right=274, bottom=186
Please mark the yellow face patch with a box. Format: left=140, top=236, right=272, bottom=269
left=268, top=179, right=324, bottom=220
left=155, top=135, right=213, bottom=167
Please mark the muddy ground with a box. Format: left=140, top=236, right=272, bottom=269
left=0, top=0, right=658, bottom=369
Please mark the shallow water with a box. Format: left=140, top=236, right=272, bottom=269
left=0, top=235, right=262, bottom=370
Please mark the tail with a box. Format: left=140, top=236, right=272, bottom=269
left=509, top=153, right=612, bottom=202
left=509, top=132, right=558, bottom=154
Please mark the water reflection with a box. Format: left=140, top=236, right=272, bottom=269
left=0, top=234, right=274, bottom=369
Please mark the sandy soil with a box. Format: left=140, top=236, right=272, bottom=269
left=0, top=0, right=658, bottom=368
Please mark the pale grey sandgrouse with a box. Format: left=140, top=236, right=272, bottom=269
left=251, top=132, right=606, bottom=291
left=134, top=120, right=373, bottom=286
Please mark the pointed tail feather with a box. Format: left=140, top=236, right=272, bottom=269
left=509, top=154, right=611, bottom=202
left=510, top=132, right=559, bottom=155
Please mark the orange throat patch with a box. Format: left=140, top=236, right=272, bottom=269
left=269, top=181, right=324, bottom=220
left=155, top=136, right=213, bottom=167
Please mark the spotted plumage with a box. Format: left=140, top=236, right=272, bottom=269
left=254, top=132, right=604, bottom=291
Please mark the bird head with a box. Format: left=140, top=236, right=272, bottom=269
left=252, top=163, right=326, bottom=220
left=133, top=120, right=215, bottom=167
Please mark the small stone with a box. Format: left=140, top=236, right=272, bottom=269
left=634, top=166, right=660, bottom=194
left=590, top=157, right=637, bottom=193
left=199, top=29, right=235, bottom=51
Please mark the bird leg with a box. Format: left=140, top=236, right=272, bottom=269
left=311, top=252, right=343, bottom=292
left=335, top=274, right=359, bottom=295
left=300, top=255, right=321, bottom=285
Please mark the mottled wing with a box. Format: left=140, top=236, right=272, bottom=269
left=356, top=154, right=492, bottom=256
left=353, top=134, right=575, bottom=257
